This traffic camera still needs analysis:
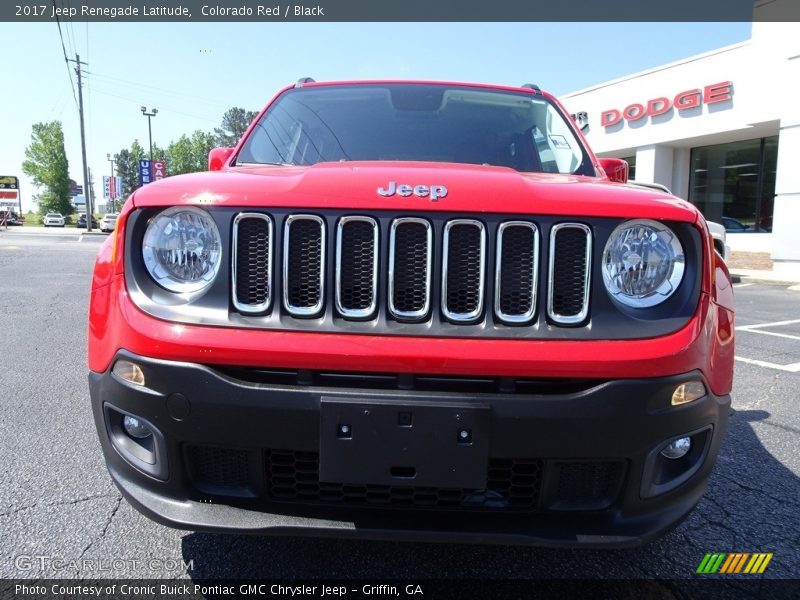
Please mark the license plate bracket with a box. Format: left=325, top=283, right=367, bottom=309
left=319, top=396, right=489, bottom=489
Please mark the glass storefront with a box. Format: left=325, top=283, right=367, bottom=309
left=689, top=137, right=778, bottom=232
left=621, top=155, right=636, bottom=181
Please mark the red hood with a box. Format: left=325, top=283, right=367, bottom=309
left=130, top=161, right=699, bottom=223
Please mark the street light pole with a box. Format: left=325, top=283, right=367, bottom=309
left=106, top=153, right=116, bottom=213
left=140, top=106, right=158, bottom=161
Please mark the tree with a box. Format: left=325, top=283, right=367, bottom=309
left=114, top=140, right=146, bottom=198
left=214, top=107, right=258, bottom=147
left=165, top=130, right=215, bottom=176
left=22, top=121, right=72, bottom=215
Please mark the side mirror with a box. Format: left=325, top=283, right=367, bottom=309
left=208, top=147, right=234, bottom=172
left=598, top=157, right=629, bottom=184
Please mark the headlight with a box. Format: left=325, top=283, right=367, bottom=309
left=142, top=206, right=221, bottom=294
left=601, top=219, right=684, bottom=308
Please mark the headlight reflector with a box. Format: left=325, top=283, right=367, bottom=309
left=142, top=206, right=221, bottom=294
left=601, top=219, right=684, bottom=308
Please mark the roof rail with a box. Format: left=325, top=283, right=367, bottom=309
left=521, top=83, right=541, bottom=93
left=295, top=77, right=316, bottom=87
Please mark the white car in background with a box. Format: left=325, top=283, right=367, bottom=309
left=100, top=213, right=118, bottom=233
left=43, top=212, right=65, bottom=227
left=628, top=181, right=729, bottom=260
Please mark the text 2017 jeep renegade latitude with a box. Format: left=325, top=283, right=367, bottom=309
left=88, top=80, right=735, bottom=547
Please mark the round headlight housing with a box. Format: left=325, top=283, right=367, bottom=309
left=602, top=219, right=685, bottom=308
left=142, top=206, right=221, bottom=294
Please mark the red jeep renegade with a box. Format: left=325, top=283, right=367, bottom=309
left=88, top=80, right=735, bottom=547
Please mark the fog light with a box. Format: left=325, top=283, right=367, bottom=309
left=671, top=381, right=706, bottom=406
left=113, top=360, right=145, bottom=386
left=123, top=415, right=153, bottom=439
left=660, top=437, right=691, bottom=459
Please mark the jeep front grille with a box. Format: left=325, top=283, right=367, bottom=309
left=232, top=213, right=593, bottom=328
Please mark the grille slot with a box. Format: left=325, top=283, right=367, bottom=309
left=335, top=217, right=379, bottom=319
left=548, top=223, right=592, bottom=324
left=495, top=221, right=538, bottom=324
left=232, top=213, right=273, bottom=314
left=283, top=215, right=325, bottom=317
left=442, top=219, right=486, bottom=322
left=388, top=218, right=432, bottom=321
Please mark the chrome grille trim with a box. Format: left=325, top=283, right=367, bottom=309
left=282, top=214, right=326, bottom=317
left=335, top=216, right=379, bottom=319
left=231, top=212, right=273, bottom=314
left=494, top=221, right=539, bottom=324
left=441, top=219, right=486, bottom=322
left=547, top=223, right=592, bottom=325
left=388, top=217, right=432, bottom=321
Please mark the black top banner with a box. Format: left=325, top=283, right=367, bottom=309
left=3, top=0, right=800, bottom=22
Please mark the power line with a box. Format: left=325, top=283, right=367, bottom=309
left=53, top=0, right=78, bottom=109
left=88, top=86, right=219, bottom=124
left=84, top=70, right=230, bottom=107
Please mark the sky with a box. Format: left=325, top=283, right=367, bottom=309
left=0, top=22, right=751, bottom=212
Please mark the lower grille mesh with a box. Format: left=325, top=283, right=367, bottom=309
left=184, top=445, right=625, bottom=513
left=266, top=450, right=543, bottom=510
left=551, top=460, right=624, bottom=510
left=185, top=445, right=251, bottom=495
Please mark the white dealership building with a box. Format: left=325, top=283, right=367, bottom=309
left=561, top=16, right=800, bottom=269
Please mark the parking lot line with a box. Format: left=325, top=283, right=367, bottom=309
left=737, top=329, right=800, bottom=342
left=737, top=319, right=800, bottom=331
left=735, top=356, right=800, bottom=373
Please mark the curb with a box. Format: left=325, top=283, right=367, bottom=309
left=730, top=272, right=800, bottom=286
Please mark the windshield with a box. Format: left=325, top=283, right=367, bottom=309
left=237, top=84, right=593, bottom=175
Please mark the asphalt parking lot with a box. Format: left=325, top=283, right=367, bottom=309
left=0, top=228, right=798, bottom=584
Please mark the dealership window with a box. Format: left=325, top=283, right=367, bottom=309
left=689, top=136, right=777, bottom=232
left=621, top=155, right=636, bottom=181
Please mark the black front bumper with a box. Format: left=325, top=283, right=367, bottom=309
left=89, top=350, right=730, bottom=547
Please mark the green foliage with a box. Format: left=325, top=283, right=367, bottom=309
left=214, top=107, right=258, bottom=147
left=165, top=130, right=216, bottom=176
left=22, top=121, right=73, bottom=215
left=114, top=107, right=256, bottom=188
left=114, top=140, right=146, bottom=198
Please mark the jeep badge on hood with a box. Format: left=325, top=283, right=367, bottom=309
left=377, top=181, right=448, bottom=201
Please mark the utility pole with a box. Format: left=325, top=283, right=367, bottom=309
left=69, top=53, right=92, bottom=232
left=141, top=106, right=158, bottom=161
left=107, top=153, right=116, bottom=213
left=88, top=168, right=95, bottom=215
